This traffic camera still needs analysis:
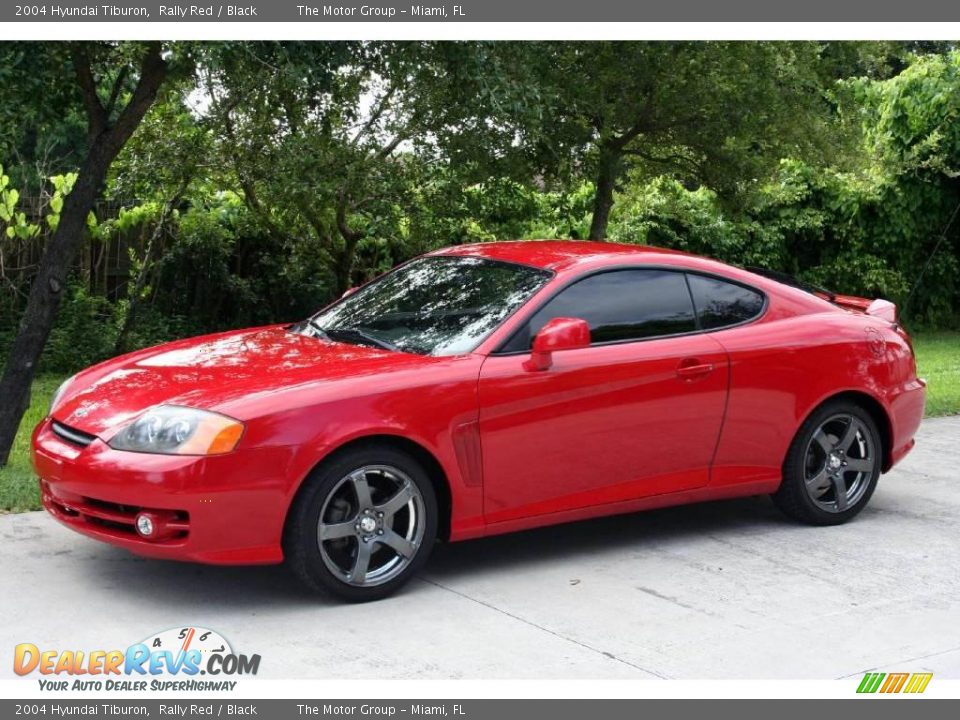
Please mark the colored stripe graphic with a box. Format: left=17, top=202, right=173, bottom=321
left=857, top=673, right=885, bottom=693
left=857, top=672, right=932, bottom=694
left=881, top=673, right=910, bottom=693
left=903, top=673, right=933, bottom=694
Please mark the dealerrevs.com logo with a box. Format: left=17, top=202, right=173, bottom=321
left=14, top=627, right=260, bottom=692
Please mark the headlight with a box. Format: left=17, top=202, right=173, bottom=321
left=49, top=376, right=75, bottom=416
left=108, top=406, right=244, bottom=456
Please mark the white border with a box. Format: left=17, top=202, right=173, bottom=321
left=3, top=22, right=960, bottom=41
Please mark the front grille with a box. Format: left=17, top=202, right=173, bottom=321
left=51, top=421, right=96, bottom=447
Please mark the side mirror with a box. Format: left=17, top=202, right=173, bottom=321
left=524, top=317, right=591, bottom=372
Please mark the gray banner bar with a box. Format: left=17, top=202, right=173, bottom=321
left=2, top=0, right=960, bottom=23
left=2, top=700, right=959, bottom=719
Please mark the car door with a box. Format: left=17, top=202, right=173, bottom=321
left=683, top=271, right=781, bottom=488
left=478, top=268, right=730, bottom=526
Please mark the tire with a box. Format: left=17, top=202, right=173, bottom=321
left=284, top=443, right=438, bottom=602
left=772, top=399, right=882, bottom=526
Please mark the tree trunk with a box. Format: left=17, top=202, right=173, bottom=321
left=333, top=192, right=362, bottom=296
left=333, top=236, right=361, bottom=297
left=0, top=43, right=167, bottom=466
left=588, top=147, right=620, bottom=241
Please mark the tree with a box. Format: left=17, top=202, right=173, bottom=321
left=508, top=42, right=846, bottom=240
left=201, top=42, right=369, bottom=295
left=846, top=50, right=960, bottom=323
left=206, top=41, right=554, bottom=294
left=0, top=42, right=171, bottom=466
left=0, top=45, right=88, bottom=194
left=108, top=89, right=212, bottom=352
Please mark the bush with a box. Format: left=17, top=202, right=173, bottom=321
left=42, top=284, right=116, bottom=373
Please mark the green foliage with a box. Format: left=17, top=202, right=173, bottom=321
left=0, top=374, right=64, bottom=513
left=854, top=51, right=960, bottom=176
left=612, top=177, right=750, bottom=259
left=151, top=191, right=330, bottom=330
left=603, top=49, right=960, bottom=327
left=406, top=170, right=594, bottom=251
left=914, top=332, right=960, bottom=417
left=0, top=44, right=86, bottom=191
left=42, top=284, right=117, bottom=372
left=1, top=164, right=83, bottom=240
left=846, top=51, right=960, bottom=325
left=30, top=281, right=203, bottom=375
left=0, top=166, right=41, bottom=240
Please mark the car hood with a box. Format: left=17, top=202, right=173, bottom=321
left=54, top=325, right=440, bottom=437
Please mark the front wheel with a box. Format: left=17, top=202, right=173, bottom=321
left=773, top=401, right=882, bottom=526
left=284, top=445, right=438, bottom=602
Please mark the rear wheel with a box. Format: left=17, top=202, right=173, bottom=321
left=284, top=444, right=438, bottom=602
left=773, top=400, right=882, bottom=525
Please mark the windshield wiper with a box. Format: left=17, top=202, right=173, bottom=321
left=306, top=318, right=330, bottom=339
left=325, top=327, right=400, bottom=352
left=290, top=317, right=331, bottom=341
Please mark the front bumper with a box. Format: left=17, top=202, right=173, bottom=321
left=32, top=417, right=291, bottom=564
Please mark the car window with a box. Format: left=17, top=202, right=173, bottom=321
left=502, top=269, right=697, bottom=351
left=687, top=273, right=765, bottom=330
left=301, top=256, right=552, bottom=356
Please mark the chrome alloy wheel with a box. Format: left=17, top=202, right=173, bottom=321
left=803, top=413, right=876, bottom=513
left=317, top=465, right=426, bottom=587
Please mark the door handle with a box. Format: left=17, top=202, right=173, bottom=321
left=676, top=359, right=715, bottom=379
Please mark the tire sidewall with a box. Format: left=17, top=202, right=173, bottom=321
left=782, top=401, right=882, bottom=525
left=286, top=445, right=438, bottom=602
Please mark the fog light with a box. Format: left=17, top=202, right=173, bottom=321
left=135, top=514, right=154, bottom=537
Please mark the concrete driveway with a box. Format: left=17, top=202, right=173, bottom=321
left=2, top=417, right=958, bottom=680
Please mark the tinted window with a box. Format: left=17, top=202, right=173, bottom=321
left=504, top=269, right=697, bottom=351
left=687, top=274, right=764, bottom=330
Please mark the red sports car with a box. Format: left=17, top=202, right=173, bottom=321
left=32, top=241, right=926, bottom=601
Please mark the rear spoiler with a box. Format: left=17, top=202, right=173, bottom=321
left=745, top=267, right=898, bottom=323
left=866, top=298, right=898, bottom=323
left=813, top=293, right=898, bottom=323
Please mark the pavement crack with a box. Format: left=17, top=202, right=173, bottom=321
left=419, top=576, right=669, bottom=679
left=635, top=585, right=699, bottom=611
left=633, top=585, right=752, bottom=629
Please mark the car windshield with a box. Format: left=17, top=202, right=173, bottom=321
left=296, top=256, right=552, bottom=356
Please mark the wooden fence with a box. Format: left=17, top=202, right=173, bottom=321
left=1, top=197, right=154, bottom=302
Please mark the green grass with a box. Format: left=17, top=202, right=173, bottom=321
left=914, top=332, right=960, bottom=418
left=0, top=331, right=957, bottom=514
left=0, top=375, right=64, bottom=513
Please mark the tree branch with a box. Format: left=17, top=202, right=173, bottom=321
left=336, top=189, right=363, bottom=243
left=218, top=92, right=291, bottom=244
left=104, top=65, right=130, bottom=119
left=376, top=133, right=407, bottom=160
left=351, top=84, right=398, bottom=146
left=624, top=146, right=705, bottom=178
left=72, top=44, right=108, bottom=137
left=105, top=42, right=168, bottom=157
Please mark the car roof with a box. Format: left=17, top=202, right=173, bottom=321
left=427, top=240, right=695, bottom=272
left=427, top=240, right=842, bottom=317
